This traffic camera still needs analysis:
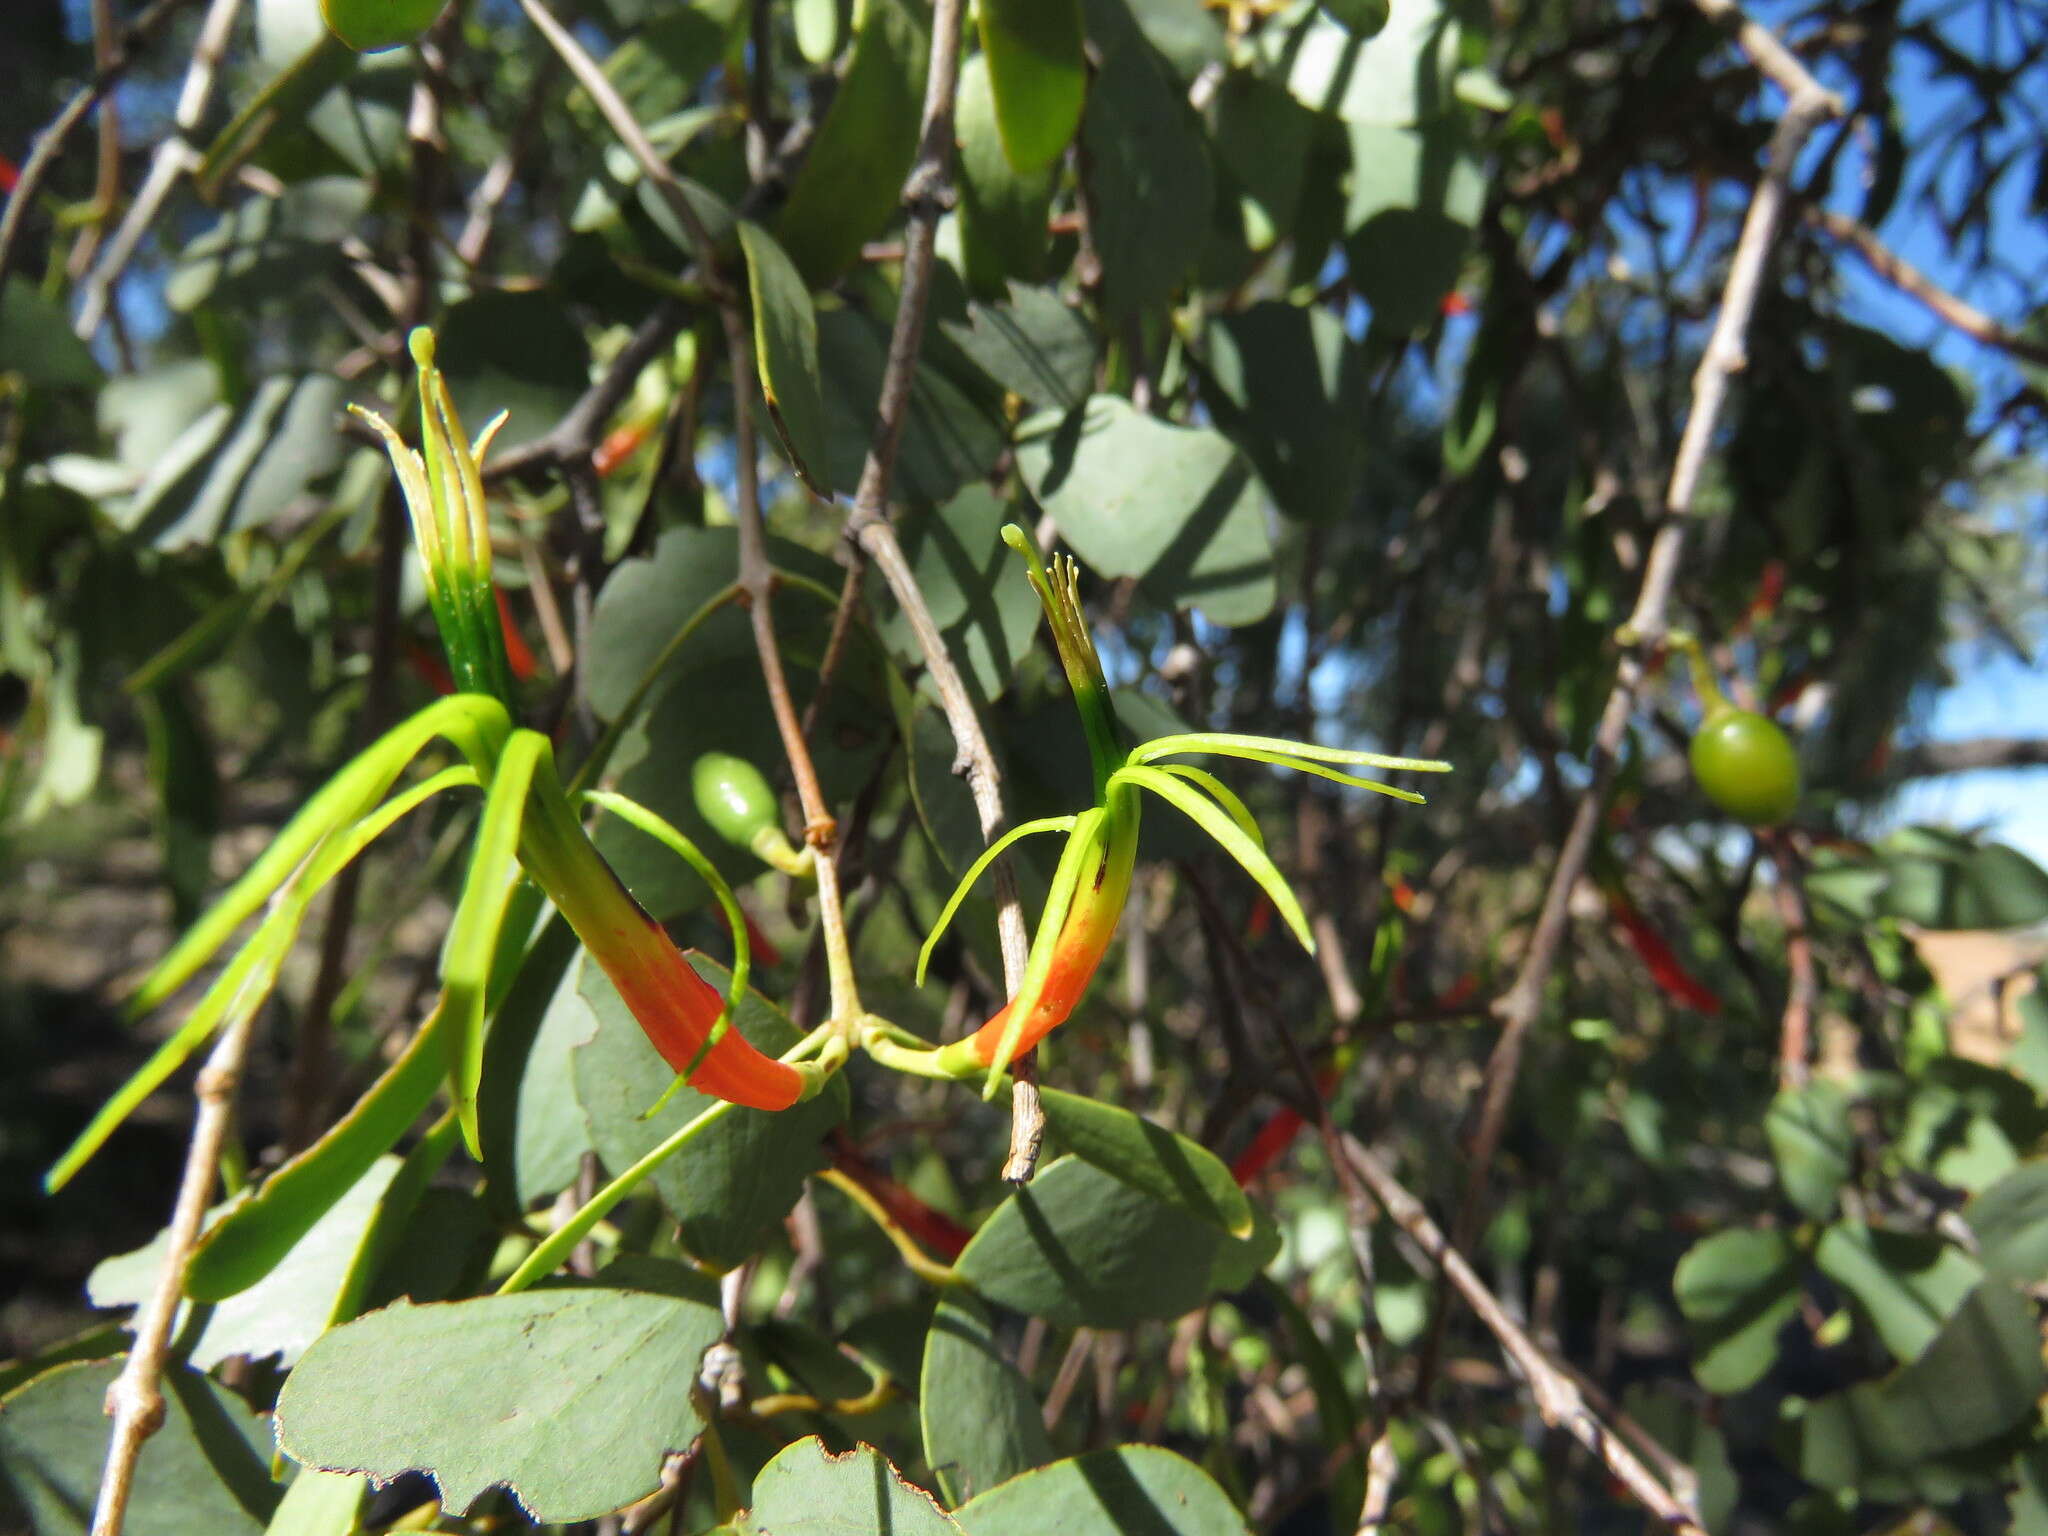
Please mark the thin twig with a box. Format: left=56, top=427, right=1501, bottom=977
left=1691, top=0, right=1842, bottom=104
left=1434, top=1, right=1839, bottom=1395
left=64, top=0, right=126, bottom=281
left=0, top=0, right=195, bottom=305
left=1355, top=1431, right=1399, bottom=1535
left=1452, top=62, right=1839, bottom=1255
left=90, top=1002, right=263, bottom=1536
left=1768, top=829, right=1816, bottom=1091
left=72, top=0, right=244, bottom=339
left=831, top=0, right=1039, bottom=1174
left=1805, top=207, right=2048, bottom=369
left=515, top=0, right=730, bottom=291
left=1340, top=1135, right=1709, bottom=1536
left=723, top=304, right=862, bottom=1023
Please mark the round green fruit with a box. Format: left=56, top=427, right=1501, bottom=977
left=320, top=0, right=446, bottom=52
left=692, top=752, right=780, bottom=852
left=1689, top=708, right=1800, bottom=826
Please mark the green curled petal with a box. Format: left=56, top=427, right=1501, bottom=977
left=1142, top=740, right=1432, bottom=803
left=1155, top=764, right=1262, bottom=847
left=48, top=764, right=479, bottom=1192
left=1133, top=731, right=1451, bottom=776
left=443, top=732, right=546, bottom=1158
left=129, top=694, right=509, bottom=1020
left=1109, top=764, right=1316, bottom=953
left=916, top=815, right=1080, bottom=987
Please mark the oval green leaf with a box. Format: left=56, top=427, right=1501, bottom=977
left=920, top=1295, right=1055, bottom=1507
left=954, top=1156, right=1222, bottom=1328
left=953, top=1446, right=1250, bottom=1535
left=734, top=1438, right=961, bottom=1534
left=319, top=0, right=445, bottom=51
left=976, top=0, right=1086, bottom=173
left=277, top=1287, right=723, bottom=1522
left=1037, top=1085, right=1254, bottom=1237
left=738, top=219, right=830, bottom=492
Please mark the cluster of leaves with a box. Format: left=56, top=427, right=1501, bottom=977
left=3, top=0, right=2048, bottom=1529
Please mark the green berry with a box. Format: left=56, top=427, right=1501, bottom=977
left=692, top=753, right=780, bottom=851
left=1689, top=708, right=1800, bottom=826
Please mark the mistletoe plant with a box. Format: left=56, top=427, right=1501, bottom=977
left=45, top=329, right=1446, bottom=1309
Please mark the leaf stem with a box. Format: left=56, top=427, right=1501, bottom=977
left=815, top=1168, right=964, bottom=1287
left=496, top=1024, right=837, bottom=1293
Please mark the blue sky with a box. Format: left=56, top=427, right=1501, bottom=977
left=1788, top=0, right=2048, bottom=863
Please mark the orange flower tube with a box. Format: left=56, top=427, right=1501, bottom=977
left=957, top=808, right=1138, bottom=1068
left=520, top=769, right=805, bottom=1111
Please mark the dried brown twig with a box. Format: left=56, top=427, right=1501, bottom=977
left=831, top=0, right=1043, bottom=1176
left=1342, top=1135, right=1709, bottom=1535
left=1450, top=4, right=1842, bottom=1265
left=0, top=0, right=195, bottom=305
left=90, top=1001, right=263, bottom=1536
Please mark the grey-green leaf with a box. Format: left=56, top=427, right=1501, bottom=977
left=815, top=306, right=1007, bottom=501
left=940, top=285, right=1098, bottom=413
left=90, top=1158, right=401, bottom=1369
left=0, top=1358, right=280, bottom=1535
left=1037, top=1085, right=1254, bottom=1237
left=977, top=0, right=1086, bottom=172
left=1672, top=1227, right=1803, bottom=1394
left=1964, top=1158, right=2048, bottom=1280
left=1343, top=122, right=1485, bottom=334
left=0, top=281, right=102, bottom=390
left=1798, top=1278, right=2048, bottom=1488
left=956, top=52, right=1054, bottom=300
left=276, top=1287, right=723, bottom=1522
left=952, top=1446, right=1251, bottom=1535
left=740, top=219, right=830, bottom=490
left=920, top=1295, right=1055, bottom=1506
left=774, top=0, right=928, bottom=284
left=1014, top=396, right=1276, bottom=626
left=1200, top=301, right=1367, bottom=521
left=954, top=1155, right=1223, bottom=1327
left=115, top=374, right=349, bottom=549
left=733, top=1437, right=961, bottom=1534
left=479, top=926, right=599, bottom=1211
left=1079, top=26, right=1212, bottom=321
left=1813, top=1221, right=1983, bottom=1363
left=1765, top=1078, right=1854, bottom=1220
left=1261, top=0, right=1461, bottom=125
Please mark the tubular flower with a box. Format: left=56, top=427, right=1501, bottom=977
left=1603, top=885, right=1722, bottom=1016
left=916, top=528, right=1451, bottom=1096
left=354, top=328, right=810, bottom=1129
left=45, top=329, right=817, bottom=1191
left=519, top=776, right=807, bottom=1111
